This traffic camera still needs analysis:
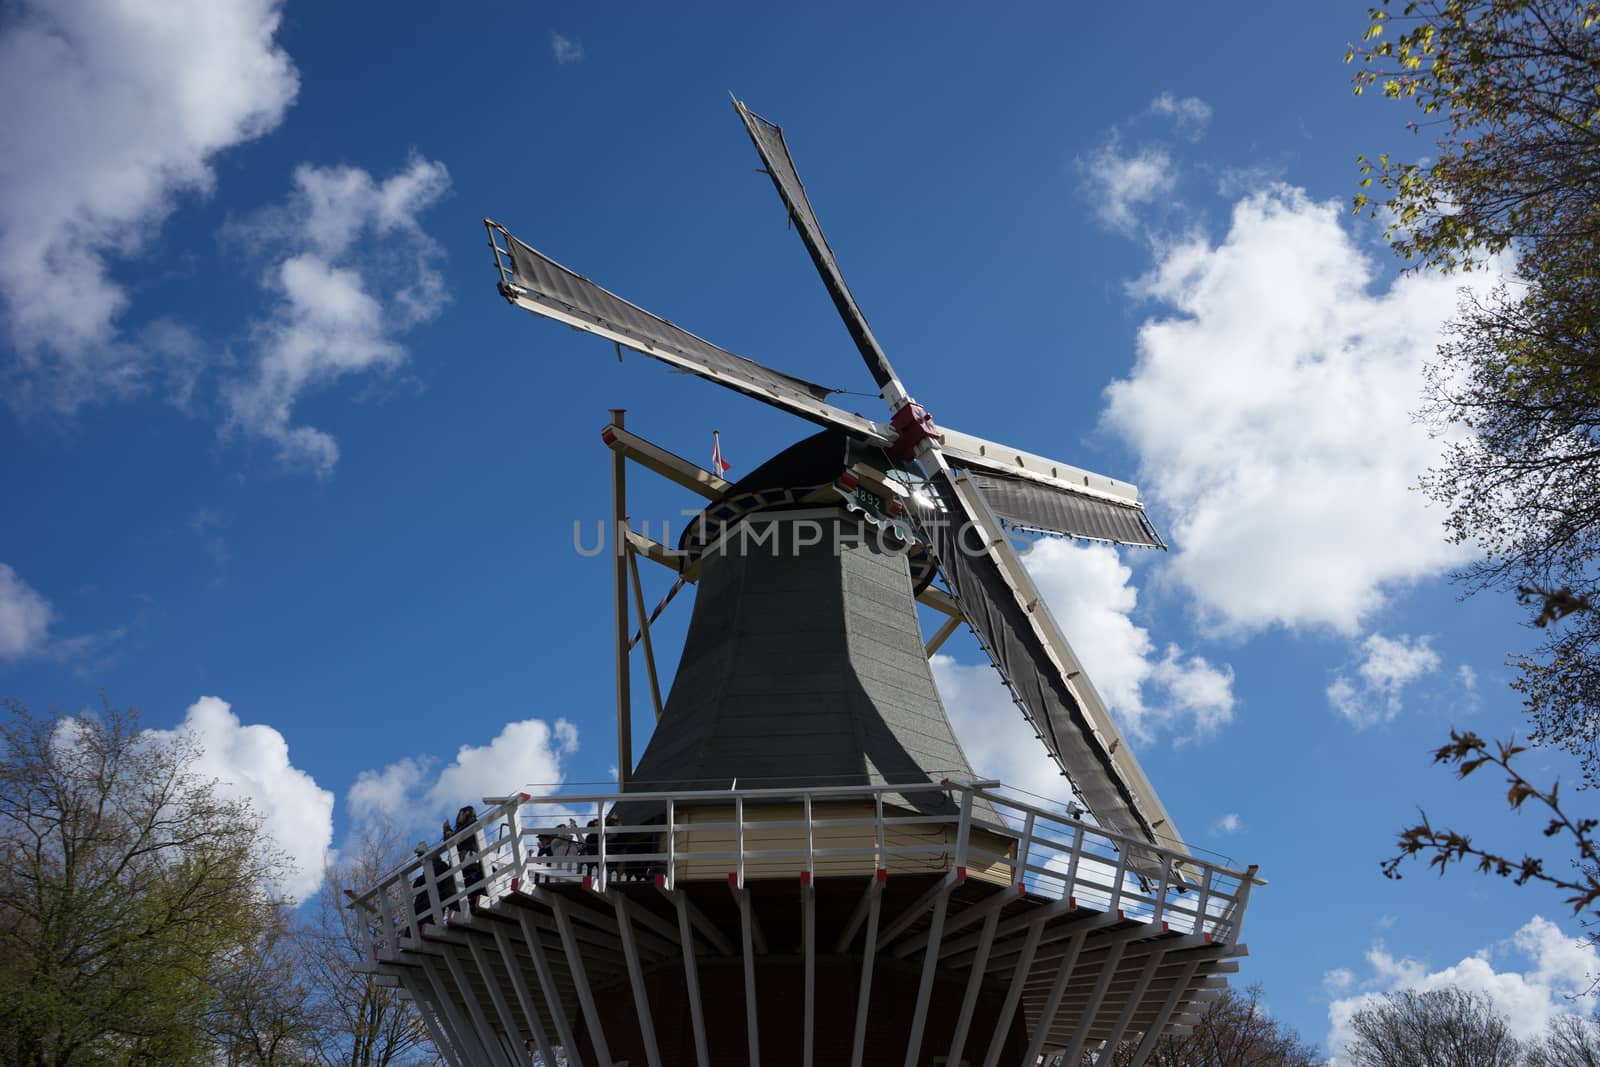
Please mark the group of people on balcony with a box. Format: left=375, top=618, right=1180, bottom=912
left=533, top=812, right=657, bottom=884
left=410, top=804, right=486, bottom=923
left=407, top=806, right=660, bottom=929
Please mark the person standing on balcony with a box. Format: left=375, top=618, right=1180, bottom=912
left=455, top=805, right=486, bottom=911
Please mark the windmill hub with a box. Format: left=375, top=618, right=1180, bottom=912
left=886, top=399, right=943, bottom=462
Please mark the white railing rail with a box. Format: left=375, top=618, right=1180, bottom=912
left=348, top=778, right=1262, bottom=958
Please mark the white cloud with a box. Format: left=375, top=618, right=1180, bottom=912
left=0, top=563, right=53, bottom=660
left=1078, top=133, right=1177, bottom=234
left=349, top=718, right=580, bottom=835
left=0, top=0, right=297, bottom=412
left=224, top=156, right=450, bottom=475
left=1327, top=632, right=1441, bottom=728
left=347, top=756, right=432, bottom=829
left=1103, top=186, right=1499, bottom=634
left=551, top=32, right=585, bottom=65
left=1149, top=92, right=1212, bottom=139
left=154, top=696, right=335, bottom=901
left=933, top=539, right=1235, bottom=800
left=1325, top=916, right=1600, bottom=1059
left=1213, top=812, right=1242, bottom=834
left=1021, top=539, right=1235, bottom=741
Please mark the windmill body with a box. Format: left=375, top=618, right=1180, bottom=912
left=350, top=99, right=1261, bottom=1067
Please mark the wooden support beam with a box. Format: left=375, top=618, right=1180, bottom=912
left=491, top=923, right=557, bottom=1067
left=1060, top=933, right=1136, bottom=1065
left=946, top=906, right=1002, bottom=1067
left=981, top=918, right=1044, bottom=1067
left=876, top=869, right=963, bottom=951
left=1020, top=927, right=1089, bottom=1066
left=654, top=878, right=734, bottom=955
left=1100, top=940, right=1172, bottom=1055
left=551, top=894, right=614, bottom=1066
left=802, top=876, right=816, bottom=1067
left=893, top=881, right=1019, bottom=958
left=626, top=547, right=665, bottom=722
left=602, top=422, right=732, bottom=499
left=673, top=891, right=712, bottom=1067
left=1131, top=960, right=1201, bottom=1066
left=419, top=955, right=498, bottom=1067
left=835, top=868, right=886, bottom=953
left=611, top=409, right=632, bottom=788
left=734, top=884, right=762, bottom=1066
left=401, top=973, right=467, bottom=1067
left=924, top=613, right=963, bottom=657
left=622, top=527, right=693, bottom=573
left=441, top=945, right=516, bottom=1067
left=850, top=871, right=886, bottom=1067
left=464, top=938, right=532, bottom=1067
left=612, top=893, right=664, bottom=1067
left=918, top=584, right=961, bottom=617
left=903, top=880, right=954, bottom=1067
left=515, top=908, right=584, bottom=1064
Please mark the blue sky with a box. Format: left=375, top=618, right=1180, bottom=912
left=3, top=2, right=1596, bottom=1056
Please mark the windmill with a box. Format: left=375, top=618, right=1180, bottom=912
left=350, top=98, right=1260, bottom=1067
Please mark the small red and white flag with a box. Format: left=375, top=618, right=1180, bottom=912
left=711, top=430, right=731, bottom=475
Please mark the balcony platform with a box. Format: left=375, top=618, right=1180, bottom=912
left=352, top=780, right=1259, bottom=1067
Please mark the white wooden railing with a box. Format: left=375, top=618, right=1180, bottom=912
left=348, top=778, right=1261, bottom=953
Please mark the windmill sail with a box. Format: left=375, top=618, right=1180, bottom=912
left=489, top=222, right=885, bottom=441
left=968, top=470, right=1165, bottom=548
left=917, top=471, right=1182, bottom=856
left=733, top=98, right=901, bottom=393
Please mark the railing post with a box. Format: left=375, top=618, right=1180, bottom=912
left=377, top=888, right=396, bottom=954
left=1151, top=855, right=1172, bottom=927
left=597, top=800, right=609, bottom=890
left=1062, top=823, right=1086, bottom=898
left=953, top=786, right=974, bottom=872
left=1109, top=849, right=1130, bottom=914
left=1218, top=864, right=1259, bottom=941
left=874, top=792, right=885, bottom=871
left=804, top=792, right=815, bottom=880
left=736, top=795, right=746, bottom=888
left=504, top=798, right=526, bottom=892
left=1195, top=866, right=1215, bottom=938
left=667, top=797, right=677, bottom=890
left=1012, top=811, right=1036, bottom=889
left=423, top=851, right=443, bottom=929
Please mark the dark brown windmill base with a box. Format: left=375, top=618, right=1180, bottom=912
left=573, top=954, right=1026, bottom=1066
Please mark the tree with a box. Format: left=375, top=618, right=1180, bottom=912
left=298, top=822, right=440, bottom=1067
left=1525, top=1013, right=1600, bottom=1066
left=205, top=911, right=317, bottom=1067
left=1349, top=1, right=1600, bottom=771
left=1342, top=987, right=1521, bottom=1066
left=1349, top=0, right=1600, bottom=273
left=0, top=698, right=286, bottom=1067
left=1088, top=985, right=1324, bottom=1066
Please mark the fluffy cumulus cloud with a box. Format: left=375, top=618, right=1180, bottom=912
left=224, top=156, right=451, bottom=475
left=348, top=718, right=580, bottom=834
left=1326, top=632, right=1442, bottom=728
left=1078, top=132, right=1177, bottom=235
left=0, top=0, right=297, bottom=411
left=1325, top=916, right=1600, bottom=1059
left=1103, top=186, right=1501, bottom=634
left=0, top=563, right=53, bottom=660
left=1149, top=92, right=1213, bottom=139
left=1213, top=812, right=1242, bottom=834
left=151, top=697, right=334, bottom=901
left=933, top=539, right=1234, bottom=799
